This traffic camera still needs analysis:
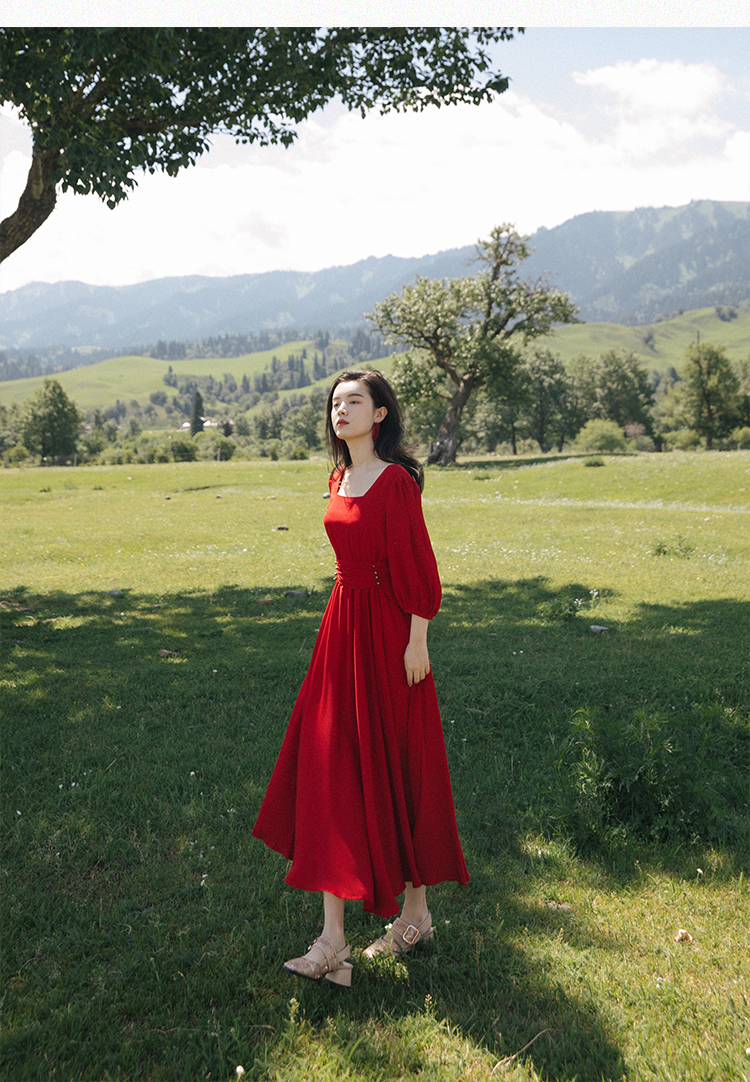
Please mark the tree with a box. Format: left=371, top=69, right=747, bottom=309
left=190, top=389, right=204, bottom=436
left=522, top=348, right=570, bottom=453
left=368, top=225, right=578, bottom=465
left=591, top=350, right=655, bottom=431
left=0, top=27, right=521, bottom=261
left=0, top=402, right=23, bottom=455
left=681, top=341, right=739, bottom=449
left=21, top=377, right=83, bottom=460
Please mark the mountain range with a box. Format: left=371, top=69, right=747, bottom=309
left=1, top=199, right=748, bottom=352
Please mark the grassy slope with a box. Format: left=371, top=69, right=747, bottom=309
left=548, top=305, right=750, bottom=373
left=1, top=453, right=748, bottom=1082
left=0, top=340, right=316, bottom=410
left=1, top=307, right=748, bottom=412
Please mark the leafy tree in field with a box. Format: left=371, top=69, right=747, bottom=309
left=593, top=350, right=655, bottom=431
left=190, top=389, right=204, bottom=436
left=0, top=402, right=23, bottom=455
left=522, top=347, right=570, bottom=453
left=681, top=341, right=739, bottom=449
left=281, top=391, right=326, bottom=450
left=0, top=27, right=520, bottom=261
left=21, top=378, right=83, bottom=461
left=568, top=350, right=654, bottom=433
left=368, top=225, right=578, bottom=465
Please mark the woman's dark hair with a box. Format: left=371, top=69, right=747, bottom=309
left=326, top=369, right=424, bottom=491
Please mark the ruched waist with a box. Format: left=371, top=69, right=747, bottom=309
left=335, top=559, right=392, bottom=590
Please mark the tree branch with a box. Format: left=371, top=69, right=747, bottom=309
left=0, top=142, right=59, bottom=262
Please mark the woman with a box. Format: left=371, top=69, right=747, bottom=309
left=252, top=369, right=468, bottom=987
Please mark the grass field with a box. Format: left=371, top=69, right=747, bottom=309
left=1, top=306, right=748, bottom=412
left=2, top=453, right=749, bottom=1081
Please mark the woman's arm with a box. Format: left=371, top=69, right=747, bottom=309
left=404, top=613, right=431, bottom=687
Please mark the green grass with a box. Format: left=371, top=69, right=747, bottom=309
left=2, top=454, right=749, bottom=1081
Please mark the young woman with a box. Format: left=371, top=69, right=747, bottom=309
left=252, top=369, right=468, bottom=987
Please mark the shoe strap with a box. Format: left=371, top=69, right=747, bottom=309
left=312, top=935, right=349, bottom=971
left=394, top=917, right=423, bottom=946
left=311, top=935, right=338, bottom=971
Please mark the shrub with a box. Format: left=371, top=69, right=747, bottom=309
left=574, top=419, right=627, bottom=453
left=665, top=428, right=701, bottom=451
left=651, top=535, right=695, bottom=558
left=550, top=703, right=749, bottom=851
left=201, top=435, right=236, bottom=461
left=583, top=456, right=604, bottom=467
left=538, top=596, right=586, bottom=622
left=731, top=425, right=750, bottom=449
left=170, top=438, right=198, bottom=462
left=6, top=444, right=29, bottom=465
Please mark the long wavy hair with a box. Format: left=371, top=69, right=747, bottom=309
left=325, top=369, right=424, bottom=491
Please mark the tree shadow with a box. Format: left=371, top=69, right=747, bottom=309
left=2, top=577, right=747, bottom=1080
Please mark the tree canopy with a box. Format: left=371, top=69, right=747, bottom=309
left=368, top=225, right=579, bottom=465
left=21, top=377, right=82, bottom=460
left=0, top=27, right=521, bottom=262
left=680, top=341, right=740, bottom=450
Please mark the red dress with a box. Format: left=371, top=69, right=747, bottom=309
left=252, top=463, right=469, bottom=918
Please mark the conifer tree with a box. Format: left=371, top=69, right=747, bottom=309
left=190, top=389, right=204, bottom=436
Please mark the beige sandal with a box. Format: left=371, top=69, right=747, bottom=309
left=283, top=935, right=353, bottom=987
left=364, top=911, right=434, bottom=958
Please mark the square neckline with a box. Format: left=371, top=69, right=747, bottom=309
left=336, top=463, right=394, bottom=499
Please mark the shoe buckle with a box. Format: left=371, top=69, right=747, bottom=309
left=402, top=924, right=420, bottom=946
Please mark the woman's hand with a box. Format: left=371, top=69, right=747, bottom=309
left=405, top=615, right=431, bottom=687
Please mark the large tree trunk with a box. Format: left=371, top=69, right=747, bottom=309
left=427, top=377, right=474, bottom=466
left=0, top=143, right=59, bottom=263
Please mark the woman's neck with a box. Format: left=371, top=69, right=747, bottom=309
left=344, top=436, right=381, bottom=472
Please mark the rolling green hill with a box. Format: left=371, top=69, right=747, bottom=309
left=534, top=305, right=750, bottom=374
left=0, top=340, right=316, bottom=410
left=0, top=307, right=747, bottom=412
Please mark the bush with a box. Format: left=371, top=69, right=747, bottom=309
left=170, top=438, right=198, bottom=462
left=6, top=443, right=29, bottom=465
left=199, top=435, right=236, bottom=461
left=583, top=456, right=604, bottom=467
left=731, top=426, right=750, bottom=449
left=664, top=428, right=701, bottom=451
left=574, top=419, right=627, bottom=453
left=551, top=704, right=749, bottom=851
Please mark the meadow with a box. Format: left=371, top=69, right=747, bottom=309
left=1, top=452, right=749, bottom=1081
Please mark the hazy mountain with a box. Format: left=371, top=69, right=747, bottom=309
left=1, top=200, right=747, bottom=351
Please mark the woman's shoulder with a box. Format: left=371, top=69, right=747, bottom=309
left=382, top=462, right=421, bottom=494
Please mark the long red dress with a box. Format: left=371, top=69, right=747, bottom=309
left=252, top=463, right=469, bottom=918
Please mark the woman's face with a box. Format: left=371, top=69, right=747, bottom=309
left=331, top=380, right=386, bottom=443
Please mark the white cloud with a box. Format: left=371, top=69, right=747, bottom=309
left=574, top=58, right=727, bottom=116
left=0, top=58, right=747, bottom=292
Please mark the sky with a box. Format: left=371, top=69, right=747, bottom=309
left=1, top=17, right=749, bottom=293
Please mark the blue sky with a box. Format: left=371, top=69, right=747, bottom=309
left=1, top=21, right=748, bottom=292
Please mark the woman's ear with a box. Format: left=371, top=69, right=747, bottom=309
left=375, top=407, right=388, bottom=423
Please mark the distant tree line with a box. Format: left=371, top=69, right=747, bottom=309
left=0, top=327, right=390, bottom=383
left=0, top=345, right=131, bottom=382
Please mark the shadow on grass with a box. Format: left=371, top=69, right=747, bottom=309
left=2, top=578, right=748, bottom=1081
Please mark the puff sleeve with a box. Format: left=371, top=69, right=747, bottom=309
left=385, top=467, right=442, bottom=620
